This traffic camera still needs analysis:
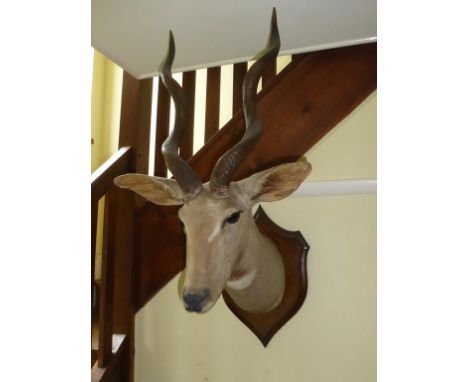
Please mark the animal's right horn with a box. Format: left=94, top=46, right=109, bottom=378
left=209, top=8, right=280, bottom=196
left=160, top=31, right=204, bottom=199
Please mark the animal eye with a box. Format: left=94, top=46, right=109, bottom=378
left=224, top=211, right=241, bottom=225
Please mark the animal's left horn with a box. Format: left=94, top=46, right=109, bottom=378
left=209, top=8, right=280, bottom=196
left=160, top=31, right=204, bottom=199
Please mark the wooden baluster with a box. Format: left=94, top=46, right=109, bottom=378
left=136, top=80, right=152, bottom=174
left=91, top=199, right=98, bottom=315
left=91, top=198, right=98, bottom=365
left=91, top=200, right=98, bottom=291
left=180, top=71, right=196, bottom=159
left=262, top=59, right=277, bottom=87
left=154, top=78, right=170, bottom=177
left=116, top=72, right=153, bottom=381
left=98, top=189, right=118, bottom=368
left=232, top=62, right=247, bottom=115
left=111, top=187, right=134, bottom=334
left=205, top=66, right=221, bottom=142
left=119, top=73, right=152, bottom=176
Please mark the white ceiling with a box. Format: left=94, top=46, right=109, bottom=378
left=92, top=0, right=376, bottom=79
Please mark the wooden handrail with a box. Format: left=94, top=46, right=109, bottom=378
left=91, top=146, right=133, bottom=202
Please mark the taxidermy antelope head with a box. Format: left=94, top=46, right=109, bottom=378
left=115, top=9, right=311, bottom=314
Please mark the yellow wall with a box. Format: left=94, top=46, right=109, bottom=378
left=91, top=50, right=123, bottom=276
left=135, top=93, right=376, bottom=382
left=91, top=50, right=123, bottom=172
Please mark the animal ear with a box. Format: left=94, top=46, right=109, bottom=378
left=114, top=174, right=184, bottom=206
left=239, top=158, right=312, bottom=203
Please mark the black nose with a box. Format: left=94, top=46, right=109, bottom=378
left=183, top=291, right=208, bottom=312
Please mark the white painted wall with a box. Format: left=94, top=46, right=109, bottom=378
left=135, top=92, right=376, bottom=382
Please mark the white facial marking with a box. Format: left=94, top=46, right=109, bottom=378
left=226, top=268, right=257, bottom=290
left=207, top=225, right=221, bottom=243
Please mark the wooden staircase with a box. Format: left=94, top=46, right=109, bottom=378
left=91, top=42, right=376, bottom=381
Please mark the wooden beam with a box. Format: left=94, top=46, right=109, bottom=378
left=262, top=59, right=276, bottom=87
left=119, top=72, right=140, bottom=149
left=119, top=72, right=152, bottom=174
left=111, top=187, right=135, bottom=382
left=98, top=188, right=118, bottom=367
left=133, top=43, right=377, bottom=311
left=205, top=66, right=221, bottom=142
left=135, top=79, right=152, bottom=174
left=91, top=200, right=98, bottom=292
left=292, top=53, right=304, bottom=63
left=113, top=73, right=152, bottom=382
left=194, top=43, right=377, bottom=182
left=115, top=72, right=155, bottom=382
left=154, top=78, right=170, bottom=177
left=180, top=71, right=196, bottom=159
left=111, top=187, right=135, bottom=333
left=232, top=62, right=247, bottom=115
left=91, top=199, right=98, bottom=342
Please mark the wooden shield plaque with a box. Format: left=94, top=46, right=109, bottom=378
left=222, top=205, right=309, bottom=347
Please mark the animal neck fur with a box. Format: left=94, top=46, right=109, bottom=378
left=224, top=217, right=285, bottom=312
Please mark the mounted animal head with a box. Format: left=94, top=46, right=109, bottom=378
left=114, top=9, right=311, bottom=313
